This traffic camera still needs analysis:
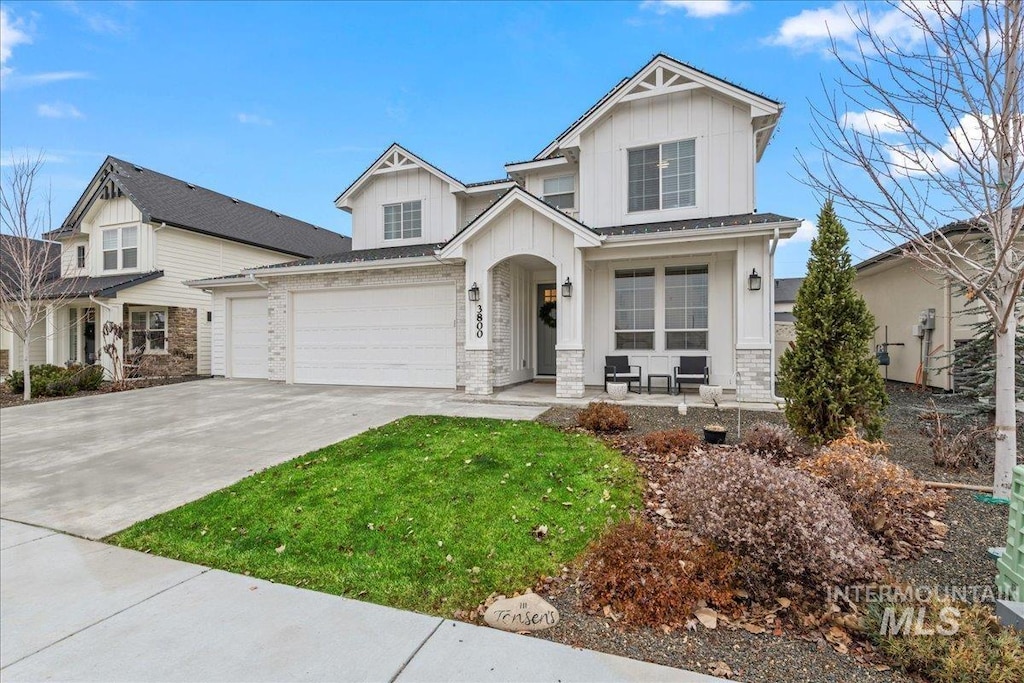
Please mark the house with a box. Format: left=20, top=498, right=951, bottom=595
left=773, top=277, right=801, bottom=368
left=193, top=54, right=801, bottom=401
left=1, top=157, right=350, bottom=380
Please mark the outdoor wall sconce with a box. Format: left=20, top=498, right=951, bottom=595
left=561, top=277, right=573, bottom=298
left=468, top=282, right=480, bottom=302
left=748, top=268, right=762, bottom=291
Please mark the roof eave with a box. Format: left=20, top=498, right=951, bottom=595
left=244, top=254, right=442, bottom=277
left=599, top=219, right=802, bottom=245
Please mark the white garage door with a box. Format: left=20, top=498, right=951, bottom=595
left=229, top=296, right=269, bottom=379
left=292, top=283, right=456, bottom=388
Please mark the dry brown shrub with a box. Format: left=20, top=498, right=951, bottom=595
left=801, top=430, right=949, bottom=559
left=740, top=421, right=811, bottom=463
left=642, top=429, right=701, bottom=457
left=669, top=449, right=883, bottom=596
left=576, top=401, right=629, bottom=433
left=581, top=518, right=739, bottom=626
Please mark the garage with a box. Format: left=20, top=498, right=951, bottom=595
left=228, top=296, right=269, bottom=379
left=291, top=283, right=456, bottom=388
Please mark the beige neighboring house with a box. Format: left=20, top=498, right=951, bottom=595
left=773, top=277, right=801, bottom=369
left=853, top=222, right=1002, bottom=391
left=1, top=157, right=350, bottom=380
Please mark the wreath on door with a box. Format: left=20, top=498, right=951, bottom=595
left=539, top=301, right=557, bottom=329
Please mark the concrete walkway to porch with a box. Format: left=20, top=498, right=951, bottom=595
left=455, top=380, right=785, bottom=412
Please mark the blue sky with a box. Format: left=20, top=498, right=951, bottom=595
left=1, top=0, right=917, bottom=277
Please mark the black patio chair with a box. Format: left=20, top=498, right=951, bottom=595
left=604, top=356, right=641, bottom=394
left=673, top=355, right=710, bottom=394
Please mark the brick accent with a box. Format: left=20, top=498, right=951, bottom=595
left=264, top=264, right=466, bottom=383
left=556, top=348, right=585, bottom=398
left=464, top=349, right=493, bottom=395
left=491, top=261, right=512, bottom=388
left=0, top=349, right=8, bottom=376
left=736, top=347, right=773, bottom=403
left=124, top=305, right=198, bottom=377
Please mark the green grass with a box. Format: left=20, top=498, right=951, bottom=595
left=109, top=416, right=640, bottom=615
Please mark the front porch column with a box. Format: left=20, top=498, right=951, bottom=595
left=44, top=304, right=56, bottom=365
left=464, top=349, right=494, bottom=395
left=556, top=349, right=585, bottom=398
left=463, top=266, right=492, bottom=395
left=555, top=248, right=586, bottom=399
left=97, top=302, right=121, bottom=380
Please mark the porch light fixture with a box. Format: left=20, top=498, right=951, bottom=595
left=748, top=268, right=762, bottom=291
left=468, top=282, right=480, bottom=302
left=561, top=277, right=573, bottom=298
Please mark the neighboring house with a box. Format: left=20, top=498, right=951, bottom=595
left=773, top=276, right=801, bottom=368
left=193, top=54, right=801, bottom=400
left=0, top=236, right=62, bottom=375
left=1, top=157, right=350, bottom=380
left=853, top=221, right=1012, bottom=390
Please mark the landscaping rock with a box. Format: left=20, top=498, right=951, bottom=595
left=484, top=593, right=559, bottom=632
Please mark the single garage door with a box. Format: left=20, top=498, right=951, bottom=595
left=229, top=296, right=269, bottom=379
left=292, top=283, right=456, bottom=388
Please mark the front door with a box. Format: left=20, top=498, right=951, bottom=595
left=83, top=310, right=97, bottom=365
left=537, top=284, right=557, bottom=376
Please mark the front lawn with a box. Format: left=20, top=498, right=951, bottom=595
left=109, top=416, right=640, bottom=615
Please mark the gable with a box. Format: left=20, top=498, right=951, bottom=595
left=335, top=143, right=466, bottom=210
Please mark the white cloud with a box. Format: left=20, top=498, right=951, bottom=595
left=37, top=102, right=84, bottom=119
left=841, top=109, right=906, bottom=135
left=640, top=1, right=750, bottom=18
left=61, top=1, right=132, bottom=35
left=888, top=113, right=993, bottom=177
left=0, top=149, right=68, bottom=168
left=0, top=8, right=32, bottom=80
left=780, top=220, right=818, bottom=244
left=766, top=2, right=926, bottom=53
left=236, top=113, right=272, bottom=126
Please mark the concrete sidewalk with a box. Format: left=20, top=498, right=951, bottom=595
left=1, top=520, right=720, bottom=683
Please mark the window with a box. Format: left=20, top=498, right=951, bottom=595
left=665, top=265, right=708, bottom=350
left=101, top=226, right=139, bottom=270
left=614, top=269, right=655, bottom=349
left=76, top=245, right=86, bottom=269
left=628, top=139, right=696, bottom=212
left=542, top=175, right=575, bottom=210
left=383, top=201, right=422, bottom=240
left=129, top=308, right=167, bottom=353
left=68, top=308, right=78, bottom=362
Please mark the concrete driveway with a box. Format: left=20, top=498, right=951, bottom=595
left=0, top=379, right=544, bottom=539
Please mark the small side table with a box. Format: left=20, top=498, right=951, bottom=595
left=647, top=373, right=672, bottom=395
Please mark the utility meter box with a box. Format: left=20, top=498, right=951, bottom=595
left=920, top=308, right=936, bottom=330
left=912, top=324, right=924, bottom=338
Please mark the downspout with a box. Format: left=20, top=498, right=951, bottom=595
left=768, top=226, right=786, bottom=404
left=248, top=273, right=268, bottom=290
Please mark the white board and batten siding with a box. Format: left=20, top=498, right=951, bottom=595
left=290, top=283, right=456, bottom=388
left=349, top=167, right=458, bottom=250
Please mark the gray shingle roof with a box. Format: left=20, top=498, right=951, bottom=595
left=0, top=236, right=61, bottom=293
left=774, top=277, right=803, bottom=303
left=257, top=243, right=444, bottom=269
left=593, top=212, right=797, bottom=237
left=52, top=157, right=351, bottom=258
left=40, top=271, right=164, bottom=299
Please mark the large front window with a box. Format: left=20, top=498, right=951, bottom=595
left=628, top=139, right=696, bottom=212
left=383, top=201, right=422, bottom=240
left=665, top=266, right=708, bottom=350
left=102, top=226, right=138, bottom=271
left=130, top=308, right=167, bottom=353
left=614, top=269, right=655, bottom=350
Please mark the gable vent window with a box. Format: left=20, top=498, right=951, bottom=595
left=76, top=245, right=86, bottom=269
left=102, top=226, right=139, bottom=271
left=628, top=139, right=696, bottom=212
left=383, top=200, right=422, bottom=240
left=542, top=175, right=575, bottom=210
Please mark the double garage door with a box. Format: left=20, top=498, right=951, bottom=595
left=291, top=283, right=456, bottom=388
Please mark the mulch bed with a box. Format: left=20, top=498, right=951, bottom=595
left=527, top=384, right=1015, bottom=682
left=0, top=375, right=209, bottom=409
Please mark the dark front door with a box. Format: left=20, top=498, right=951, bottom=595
left=537, top=284, right=557, bottom=376
left=84, top=310, right=97, bottom=365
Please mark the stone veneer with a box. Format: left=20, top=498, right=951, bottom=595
left=464, top=349, right=493, bottom=395
left=556, top=348, right=585, bottom=398
left=0, top=349, right=8, bottom=377
left=124, top=305, right=198, bottom=376
left=490, top=261, right=512, bottom=388
left=265, top=264, right=466, bottom=383
left=736, top=347, right=773, bottom=403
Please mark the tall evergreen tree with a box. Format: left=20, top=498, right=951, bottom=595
left=778, top=201, right=888, bottom=445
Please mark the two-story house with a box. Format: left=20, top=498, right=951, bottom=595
left=3, top=157, right=351, bottom=379
left=194, top=54, right=801, bottom=401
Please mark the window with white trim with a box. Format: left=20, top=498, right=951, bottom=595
left=101, top=226, right=138, bottom=270
left=542, top=175, right=575, bottom=210
left=76, top=245, right=86, bottom=269
left=383, top=201, right=422, bottom=240
left=628, top=139, right=696, bottom=212
left=665, top=265, right=708, bottom=350
left=129, top=308, right=167, bottom=353
left=614, top=269, right=655, bottom=350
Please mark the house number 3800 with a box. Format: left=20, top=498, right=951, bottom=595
left=475, top=305, right=484, bottom=338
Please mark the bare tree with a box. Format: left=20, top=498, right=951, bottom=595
left=0, top=154, right=70, bottom=400
left=804, top=0, right=1023, bottom=499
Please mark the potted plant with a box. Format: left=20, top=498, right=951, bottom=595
left=702, top=392, right=727, bottom=444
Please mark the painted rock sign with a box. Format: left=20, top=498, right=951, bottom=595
left=483, top=593, right=560, bottom=632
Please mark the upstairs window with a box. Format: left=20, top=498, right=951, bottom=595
left=542, top=175, right=575, bottom=210
left=383, top=201, right=422, bottom=240
left=76, top=245, right=86, bottom=269
left=614, top=268, right=655, bottom=350
left=665, top=265, right=708, bottom=350
left=101, top=226, right=138, bottom=270
left=628, top=139, right=696, bottom=212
